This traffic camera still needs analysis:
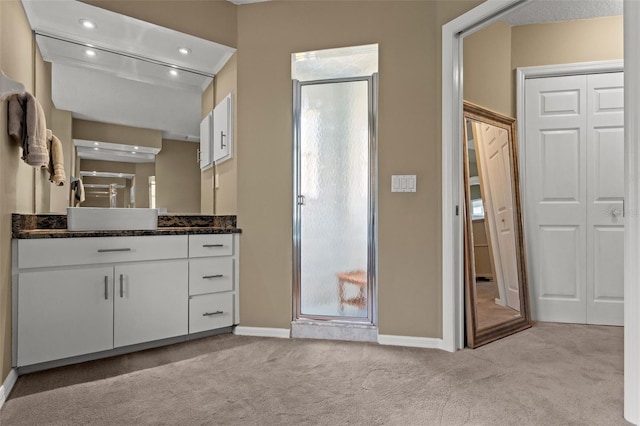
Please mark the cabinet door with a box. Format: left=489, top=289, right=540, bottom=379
left=17, top=267, right=114, bottom=366
left=114, top=260, right=188, bottom=348
left=213, top=93, right=233, bottom=164
left=199, top=112, right=213, bottom=169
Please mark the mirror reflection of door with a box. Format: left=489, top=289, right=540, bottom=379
left=463, top=101, right=532, bottom=348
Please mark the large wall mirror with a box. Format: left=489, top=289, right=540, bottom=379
left=21, top=0, right=235, bottom=214
left=463, top=101, right=532, bottom=348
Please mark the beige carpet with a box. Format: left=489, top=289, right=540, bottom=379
left=0, top=323, right=628, bottom=425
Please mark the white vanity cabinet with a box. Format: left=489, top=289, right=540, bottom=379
left=188, top=234, right=239, bottom=334
left=14, top=235, right=190, bottom=368
left=113, top=259, right=188, bottom=348
left=13, top=232, right=240, bottom=369
left=17, top=266, right=115, bottom=366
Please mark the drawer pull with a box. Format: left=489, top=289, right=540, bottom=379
left=119, top=274, right=124, bottom=298
left=202, top=244, right=224, bottom=248
left=104, top=276, right=109, bottom=300
left=202, top=274, right=224, bottom=279
left=98, top=248, right=132, bottom=253
left=203, top=311, right=224, bottom=317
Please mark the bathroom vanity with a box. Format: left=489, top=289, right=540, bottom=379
left=11, top=214, right=240, bottom=372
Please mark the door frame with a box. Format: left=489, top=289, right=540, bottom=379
left=441, top=1, right=639, bottom=423
left=515, top=61, right=624, bottom=322
left=292, top=76, right=378, bottom=324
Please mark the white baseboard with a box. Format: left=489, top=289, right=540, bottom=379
left=234, top=326, right=290, bottom=339
left=0, top=369, right=18, bottom=410
left=378, top=334, right=444, bottom=350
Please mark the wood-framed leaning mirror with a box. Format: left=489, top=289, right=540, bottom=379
left=463, top=100, right=532, bottom=348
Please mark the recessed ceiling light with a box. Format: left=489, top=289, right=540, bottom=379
left=79, top=19, right=96, bottom=29
left=178, top=47, right=191, bottom=55
left=85, top=49, right=97, bottom=57
left=169, top=69, right=179, bottom=77
left=134, top=146, right=139, bottom=150
left=93, top=142, right=99, bottom=146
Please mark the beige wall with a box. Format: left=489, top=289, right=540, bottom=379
left=156, top=139, right=201, bottom=213
left=463, top=21, right=513, bottom=117
left=73, top=119, right=162, bottom=150
left=511, top=16, right=623, bottom=69
left=238, top=1, right=448, bottom=335
left=0, top=0, right=55, bottom=382
left=214, top=53, right=237, bottom=215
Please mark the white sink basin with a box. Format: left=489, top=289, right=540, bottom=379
left=67, top=207, right=158, bottom=231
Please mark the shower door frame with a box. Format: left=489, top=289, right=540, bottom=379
left=292, top=75, right=378, bottom=324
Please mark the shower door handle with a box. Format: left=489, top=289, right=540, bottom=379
left=297, top=195, right=305, bottom=206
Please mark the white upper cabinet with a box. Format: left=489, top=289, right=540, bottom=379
left=213, top=93, right=234, bottom=165
left=199, top=111, right=213, bottom=170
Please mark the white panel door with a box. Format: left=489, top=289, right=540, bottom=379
left=473, top=122, right=520, bottom=310
left=525, top=75, right=588, bottom=323
left=114, top=259, right=188, bottom=348
left=525, top=72, right=624, bottom=325
left=213, top=93, right=233, bottom=165
left=586, top=72, right=625, bottom=325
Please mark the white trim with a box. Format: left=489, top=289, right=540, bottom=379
left=0, top=369, right=18, bottom=410
left=625, top=1, right=640, bottom=423
left=377, top=335, right=444, bottom=350
left=233, top=326, right=291, bottom=339
left=441, top=0, right=522, bottom=353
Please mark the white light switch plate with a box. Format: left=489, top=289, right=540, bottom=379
left=391, top=175, right=416, bottom=192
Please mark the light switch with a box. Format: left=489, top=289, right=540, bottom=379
left=391, top=175, right=417, bottom=192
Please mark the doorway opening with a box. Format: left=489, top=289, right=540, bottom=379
left=292, top=44, right=378, bottom=329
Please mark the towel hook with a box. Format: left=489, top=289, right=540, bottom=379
left=0, top=70, right=26, bottom=101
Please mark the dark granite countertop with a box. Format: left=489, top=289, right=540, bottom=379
left=13, top=214, right=241, bottom=239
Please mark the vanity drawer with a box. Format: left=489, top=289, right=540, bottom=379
left=17, top=235, right=188, bottom=269
left=189, top=292, right=234, bottom=334
left=189, top=258, right=234, bottom=295
left=189, top=234, right=233, bottom=258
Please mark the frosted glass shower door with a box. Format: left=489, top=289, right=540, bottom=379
left=296, top=79, right=373, bottom=320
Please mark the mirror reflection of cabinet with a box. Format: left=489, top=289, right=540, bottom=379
left=200, top=112, right=213, bottom=170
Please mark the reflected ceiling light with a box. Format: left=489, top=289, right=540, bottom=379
left=134, top=146, right=139, bottom=150
left=131, top=151, right=137, bottom=154
left=79, top=19, right=96, bottom=29
left=93, top=142, right=99, bottom=146
left=169, top=69, right=179, bottom=77
left=178, top=47, right=191, bottom=55
left=85, top=49, right=97, bottom=57
left=93, top=147, right=99, bottom=151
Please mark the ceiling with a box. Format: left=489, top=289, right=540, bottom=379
left=21, top=0, right=236, bottom=144
left=505, top=0, right=622, bottom=26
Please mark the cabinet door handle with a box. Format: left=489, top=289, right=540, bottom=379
left=104, top=276, right=109, bottom=300
left=119, top=274, right=124, bottom=298
left=196, top=148, right=201, bottom=163
left=98, top=248, right=132, bottom=253
left=202, top=274, right=224, bottom=279
left=220, top=131, right=226, bottom=149
left=202, top=244, right=224, bottom=248
left=203, top=311, right=224, bottom=317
